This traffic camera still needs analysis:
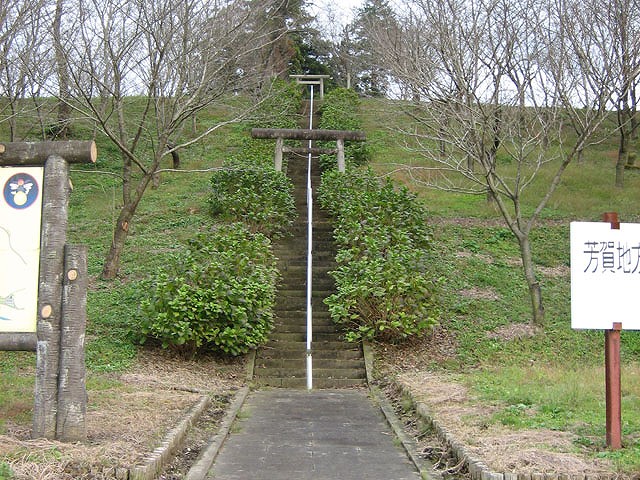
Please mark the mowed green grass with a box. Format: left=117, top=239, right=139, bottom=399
left=360, top=98, right=640, bottom=471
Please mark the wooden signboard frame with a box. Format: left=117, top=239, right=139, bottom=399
left=0, top=141, right=96, bottom=441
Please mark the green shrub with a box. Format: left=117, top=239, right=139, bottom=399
left=326, top=245, right=438, bottom=342
left=209, top=167, right=296, bottom=238
left=318, top=168, right=439, bottom=342
left=208, top=78, right=300, bottom=237
left=318, top=87, right=370, bottom=170
left=139, top=224, right=278, bottom=356
left=320, top=169, right=430, bottom=251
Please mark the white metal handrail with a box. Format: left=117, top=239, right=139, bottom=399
left=306, top=86, right=314, bottom=390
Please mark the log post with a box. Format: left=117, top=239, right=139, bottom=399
left=56, top=244, right=88, bottom=442
left=33, top=155, right=70, bottom=439
left=274, top=137, right=284, bottom=172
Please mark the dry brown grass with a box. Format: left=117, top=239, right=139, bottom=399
left=1, top=348, right=246, bottom=479
left=392, top=370, right=617, bottom=476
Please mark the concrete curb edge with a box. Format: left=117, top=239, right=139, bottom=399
left=184, top=347, right=256, bottom=480
left=129, top=394, right=212, bottom=480
left=393, top=380, right=620, bottom=480
left=184, top=385, right=251, bottom=480
left=363, top=341, right=440, bottom=480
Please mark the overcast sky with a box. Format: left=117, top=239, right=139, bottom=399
left=308, top=0, right=364, bottom=29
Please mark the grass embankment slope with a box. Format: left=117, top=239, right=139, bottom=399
left=362, top=98, right=640, bottom=475
left=0, top=105, right=249, bottom=477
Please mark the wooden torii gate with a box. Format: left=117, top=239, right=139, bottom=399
left=251, top=128, right=366, bottom=172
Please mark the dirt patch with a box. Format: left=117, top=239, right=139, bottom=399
left=538, top=264, right=570, bottom=278
left=0, top=348, right=246, bottom=479
left=486, top=323, right=539, bottom=341
left=459, top=286, right=500, bottom=301
left=455, top=251, right=495, bottom=264
left=375, top=327, right=458, bottom=372
left=458, top=249, right=569, bottom=279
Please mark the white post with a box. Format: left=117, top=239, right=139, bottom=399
left=336, top=138, right=345, bottom=173
left=274, top=137, right=283, bottom=172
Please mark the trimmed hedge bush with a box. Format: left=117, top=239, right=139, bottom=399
left=208, top=79, right=300, bottom=237
left=140, top=79, right=301, bottom=357
left=318, top=168, right=439, bottom=342
left=318, top=88, right=370, bottom=170
left=209, top=167, right=296, bottom=238
left=138, top=224, right=278, bottom=356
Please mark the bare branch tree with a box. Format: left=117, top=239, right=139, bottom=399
left=46, top=0, right=293, bottom=278
left=0, top=0, right=51, bottom=140
left=371, top=0, right=616, bottom=324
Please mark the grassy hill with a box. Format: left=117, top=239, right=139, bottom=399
left=1, top=94, right=639, bottom=475
left=359, top=97, right=640, bottom=473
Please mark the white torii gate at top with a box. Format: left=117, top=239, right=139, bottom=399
left=289, top=74, right=331, bottom=99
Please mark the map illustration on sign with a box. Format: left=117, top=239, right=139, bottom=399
left=0, top=167, right=43, bottom=333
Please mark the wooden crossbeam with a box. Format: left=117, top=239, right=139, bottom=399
left=283, top=146, right=337, bottom=155
left=251, top=128, right=365, bottom=142
left=251, top=128, right=366, bottom=173
left=0, top=141, right=97, bottom=165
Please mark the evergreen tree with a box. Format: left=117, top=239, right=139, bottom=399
left=348, top=0, right=397, bottom=96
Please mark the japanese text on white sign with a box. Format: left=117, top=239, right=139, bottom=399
left=571, top=221, right=640, bottom=330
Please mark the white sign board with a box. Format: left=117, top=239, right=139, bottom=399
left=0, top=166, right=43, bottom=333
left=571, top=221, right=640, bottom=330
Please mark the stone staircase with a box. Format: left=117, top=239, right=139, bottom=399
left=253, top=103, right=367, bottom=388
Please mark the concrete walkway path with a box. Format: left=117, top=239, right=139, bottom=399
left=206, top=389, right=422, bottom=480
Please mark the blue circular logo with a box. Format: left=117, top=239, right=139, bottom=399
left=3, top=173, right=39, bottom=210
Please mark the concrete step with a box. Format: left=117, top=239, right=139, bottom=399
left=260, top=340, right=361, bottom=354
left=254, top=367, right=367, bottom=379
left=252, top=377, right=367, bottom=389
left=273, top=309, right=332, bottom=319
left=278, top=272, right=334, bottom=282
left=273, top=322, right=336, bottom=332
left=255, top=358, right=365, bottom=370
left=258, top=348, right=363, bottom=360
left=278, top=283, right=335, bottom=293
left=279, top=265, right=333, bottom=275
left=277, top=256, right=336, bottom=267
left=268, top=332, right=346, bottom=343
left=275, top=297, right=333, bottom=309
left=277, top=289, right=334, bottom=298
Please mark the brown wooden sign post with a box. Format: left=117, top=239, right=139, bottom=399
left=0, top=141, right=96, bottom=442
left=602, top=212, right=622, bottom=450
left=251, top=128, right=366, bottom=173
left=570, top=211, right=638, bottom=450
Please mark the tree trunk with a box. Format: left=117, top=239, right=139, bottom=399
left=628, top=86, right=638, bottom=166
left=101, top=171, right=154, bottom=279
left=53, top=0, right=71, bottom=139
left=517, top=233, right=545, bottom=325
left=615, top=108, right=629, bottom=187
